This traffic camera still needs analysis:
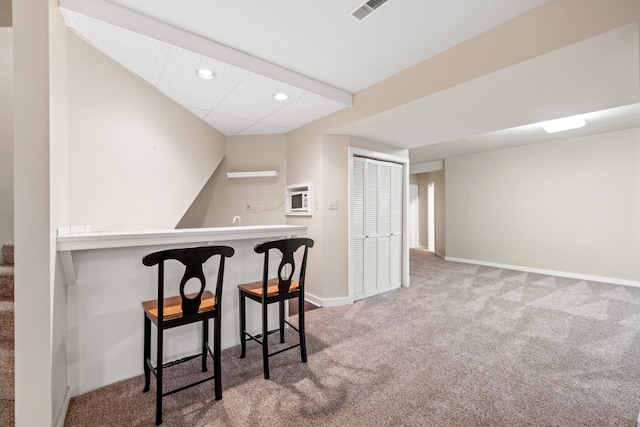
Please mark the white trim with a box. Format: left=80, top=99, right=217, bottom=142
left=305, top=292, right=351, bottom=307
left=410, top=160, right=444, bottom=174
left=445, top=256, right=640, bottom=288
left=226, top=170, right=279, bottom=178
left=53, top=387, right=71, bottom=427
left=304, top=292, right=323, bottom=307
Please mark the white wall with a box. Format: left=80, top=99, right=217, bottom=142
left=179, top=134, right=288, bottom=228
left=446, top=128, right=640, bottom=284
left=0, top=28, right=12, bottom=246
left=67, top=32, right=226, bottom=232
left=417, top=169, right=446, bottom=257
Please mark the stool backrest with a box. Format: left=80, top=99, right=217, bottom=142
left=255, top=237, right=314, bottom=296
left=143, top=245, right=235, bottom=318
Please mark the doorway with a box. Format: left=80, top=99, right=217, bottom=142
left=408, top=184, right=419, bottom=248
left=427, top=182, right=435, bottom=252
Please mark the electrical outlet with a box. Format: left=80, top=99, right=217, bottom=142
left=328, top=200, right=338, bottom=210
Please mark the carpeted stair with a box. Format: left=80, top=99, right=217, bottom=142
left=0, top=243, right=14, bottom=426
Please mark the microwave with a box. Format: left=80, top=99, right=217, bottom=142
left=290, top=191, right=309, bottom=211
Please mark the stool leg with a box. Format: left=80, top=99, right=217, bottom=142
left=202, top=319, right=209, bottom=372
left=262, top=297, right=270, bottom=379
left=279, top=299, right=285, bottom=343
left=143, top=315, right=151, bottom=392
left=298, top=295, right=307, bottom=363
left=239, top=290, right=246, bottom=358
left=156, top=327, right=163, bottom=426
left=214, top=313, right=222, bottom=400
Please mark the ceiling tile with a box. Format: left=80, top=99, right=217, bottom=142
left=156, top=46, right=248, bottom=110
left=213, top=74, right=305, bottom=121
left=61, top=10, right=168, bottom=85
left=238, top=121, right=291, bottom=136
left=263, top=93, right=347, bottom=129
left=203, top=111, right=254, bottom=136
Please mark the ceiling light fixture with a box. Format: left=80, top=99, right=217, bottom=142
left=274, top=92, right=289, bottom=101
left=539, top=115, right=586, bottom=133
left=196, top=68, right=215, bottom=79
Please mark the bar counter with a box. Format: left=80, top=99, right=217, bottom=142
left=57, top=225, right=307, bottom=395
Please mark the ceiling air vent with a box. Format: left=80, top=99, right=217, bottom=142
left=350, top=0, right=390, bottom=21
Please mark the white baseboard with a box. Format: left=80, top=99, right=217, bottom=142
left=305, top=292, right=351, bottom=308
left=444, top=257, right=640, bottom=288
left=53, top=386, right=71, bottom=427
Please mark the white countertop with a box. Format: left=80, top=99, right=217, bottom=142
left=56, top=224, right=308, bottom=251
left=56, top=224, right=308, bottom=287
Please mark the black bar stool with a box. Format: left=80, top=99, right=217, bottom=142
left=142, top=245, right=234, bottom=425
left=237, top=237, right=314, bottom=379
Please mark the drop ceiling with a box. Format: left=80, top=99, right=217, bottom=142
left=58, top=0, right=640, bottom=161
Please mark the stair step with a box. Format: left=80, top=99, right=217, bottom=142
left=2, top=244, right=13, bottom=266
left=0, top=300, right=13, bottom=343
left=0, top=266, right=13, bottom=301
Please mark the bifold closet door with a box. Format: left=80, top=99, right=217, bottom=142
left=351, top=156, right=402, bottom=301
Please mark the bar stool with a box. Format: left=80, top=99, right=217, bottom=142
left=142, top=245, right=234, bottom=426
left=238, top=237, right=314, bottom=379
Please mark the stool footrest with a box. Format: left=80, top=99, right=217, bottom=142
left=163, top=374, right=216, bottom=397
left=146, top=343, right=215, bottom=378
left=268, top=343, right=300, bottom=358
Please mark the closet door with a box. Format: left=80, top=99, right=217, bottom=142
left=364, top=159, right=379, bottom=298
left=351, top=156, right=403, bottom=301
left=389, top=163, right=403, bottom=288
left=351, top=157, right=379, bottom=300
left=351, top=157, right=366, bottom=301
left=376, top=162, right=392, bottom=293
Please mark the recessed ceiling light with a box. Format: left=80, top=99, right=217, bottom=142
left=274, top=92, right=289, bottom=101
left=196, top=69, right=215, bottom=79
left=539, top=115, right=586, bottom=133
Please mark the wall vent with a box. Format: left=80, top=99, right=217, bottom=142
left=350, top=0, right=390, bottom=21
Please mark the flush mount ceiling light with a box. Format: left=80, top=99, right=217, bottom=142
left=195, top=68, right=215, bottom=79
left=273, top=92, right=289, bottom=101
left=539, top=115, right=586, bottom=133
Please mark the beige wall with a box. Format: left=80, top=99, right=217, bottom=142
left=67, top=32, right=226, bottom=232
left=417, top=169, right=446, bottom=257
left=0, top=28, right=12, bottom=246
left=179, top=134, right=288, bottom=228
left=446, top=128, right=640, bottom=283
left=319, top=134, right=349, bottom=301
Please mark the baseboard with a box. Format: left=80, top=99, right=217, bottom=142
left=53, top=386, right=71, bottom=427
left=305, top=292, right=351, bottom=308
left=444, top=257, right=640, bottom=288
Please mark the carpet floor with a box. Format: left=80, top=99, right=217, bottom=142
left=64, top=249, right=640, bottom=426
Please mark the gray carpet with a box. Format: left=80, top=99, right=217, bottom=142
left=64, top=249, right=640, bottom=426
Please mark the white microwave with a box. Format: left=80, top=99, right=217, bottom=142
left=289, top=191, right=309, bottom=211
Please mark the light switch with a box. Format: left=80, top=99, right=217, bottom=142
left=328, top=200, right=338, bottom=210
